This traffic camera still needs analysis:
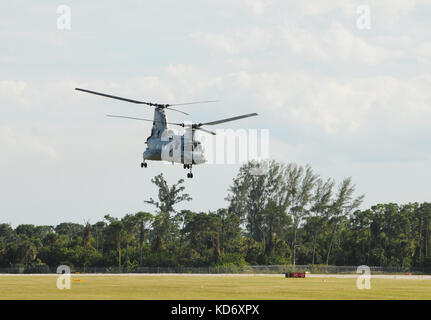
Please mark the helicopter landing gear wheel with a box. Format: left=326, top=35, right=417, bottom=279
left=184, top=164, right=190, bottom=169
left=141, top=162, right=147, bottom=168
left=187, top=165, right=193, bottom=178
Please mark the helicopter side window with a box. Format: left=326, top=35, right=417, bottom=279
left=193, top=141, right=201, bottom=150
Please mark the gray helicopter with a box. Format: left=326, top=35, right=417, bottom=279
left=75, top=88, right=258, bottom=178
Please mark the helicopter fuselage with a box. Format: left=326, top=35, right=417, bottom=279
left=142, top=108, right=206, bottom=165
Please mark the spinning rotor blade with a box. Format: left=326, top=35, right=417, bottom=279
left=76, top=88, right=156, bottom=106
left=199, top=113, right=258, bottom=126
left=196, top=127, right=217, bottom=135
left=106, top=115, right=182, bottom=126
left=76, top=88, right=215, bottom=115
left=169, top=100, right=219, bottom=106
left=165, top=107, right=189, bottom=115
left=166, top=101, right=218, bottom=115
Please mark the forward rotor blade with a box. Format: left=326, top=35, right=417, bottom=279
left=106, top=115, right=182, bottom=126
left=169, top=100, right=219, bottom=106
left=76, top=88, right=156, bottom=106
left=200, top=113, right=258, bottom=126
left=76, top=88, right=216, bottom=112
left=196, top=127, right=217, bottom=135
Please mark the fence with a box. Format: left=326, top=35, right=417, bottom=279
left=1, top=265, right=431, bottom=274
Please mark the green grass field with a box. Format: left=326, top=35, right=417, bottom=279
left=1, top=275, right=431, bottom=300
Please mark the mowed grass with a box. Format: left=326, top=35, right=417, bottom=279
left=1, top=275, right=431, bottom=300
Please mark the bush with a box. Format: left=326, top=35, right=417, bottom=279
left=217, top=253, right=247, bottom=266
left=24, top=261, right=51, bottom=273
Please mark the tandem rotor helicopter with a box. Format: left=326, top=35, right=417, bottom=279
left=75, top=88, right=258, bottom=178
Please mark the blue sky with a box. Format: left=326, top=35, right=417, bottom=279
left=1, top=1, right=431, bottom=226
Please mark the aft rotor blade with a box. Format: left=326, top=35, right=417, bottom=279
left=196, top=127, right=217, bottom=135
left=200, top=113, right=258, bottom=126
left=76, top=88, right=156, bottom=106
left=165, top=107, right=189, bottom=115
left=106, top=115, right=182, bottom=126
left=169, top=100, right=219, bottom=106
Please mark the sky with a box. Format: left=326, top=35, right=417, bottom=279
left=1, top=1, right=430, bottom=227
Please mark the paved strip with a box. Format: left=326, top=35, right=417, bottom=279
left=0, top=273, right=430, bottom=280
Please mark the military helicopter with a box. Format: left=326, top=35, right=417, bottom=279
left=75, top=88, right=258, bottom=178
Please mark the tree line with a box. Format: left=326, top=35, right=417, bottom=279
left=1, top=160, right=430, bottom=270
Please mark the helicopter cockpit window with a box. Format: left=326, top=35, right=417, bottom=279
left=193, top=141, right=202, bottom=150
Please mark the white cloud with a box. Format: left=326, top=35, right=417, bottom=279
left=245, top=0, right=272, bottom=16
left=161, top=64, right=431, bottom=139
left=191, top=27, right=272, bottom=55
left=192, top=22, right=404, bottom=67
left=226, top=71, right=431, bottom=134
left=371, top=0, right=417, bottom=26
left=0, top=126, right=59, bottom=164
left=0, top=80, right=26, bottom=92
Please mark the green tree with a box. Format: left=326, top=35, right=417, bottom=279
left=308, top=178, right=334, bottom=264
left=55, top=223, right=84, bottom=241
left=145, top=173, right=192, bottom=214
left=135, top=211, right=153, bottom=268
left=284, top=164, right=318, bottom=265
left=183, top=212, right=221, bottom=266
left=104, top=215, right=125, bottom=268
left=325, top=177, right=364, bottom=265
left=122, top=214, right=139, bottom=268
left=226, top=160, right=288, bottom=243
left=146, top=173, right=192, bottom=256
left=83, top=221, right=93, bottom=248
